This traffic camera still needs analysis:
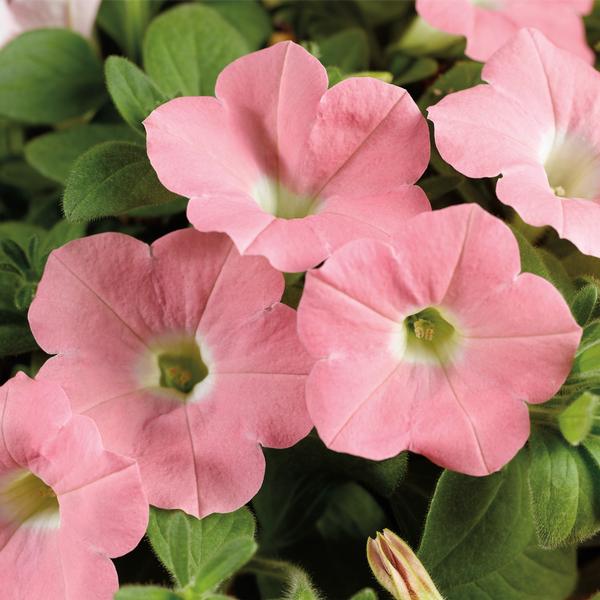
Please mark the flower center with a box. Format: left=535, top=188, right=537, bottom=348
left=157, top=338, right=208, bottom=396
left=0, top=470, right=59, bottom=527
left=542, top=132, right=600, bottom=200
left=403, top=307, right=460, bottom=364
left=252, top=176, right=319, bottom=220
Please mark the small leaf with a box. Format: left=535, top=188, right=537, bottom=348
left=0, top=30, right=105, bottom=124
left=394, top=57, right=438, bottom=87
left=318, top=28, right=369, bottom=72
left=25, top=124, right=140, bottom=184
left=143, top=4, right=248, bottom=97
left=418, top=61, right=483, bottom=111
left=146, top=506, right=256, bottom=590
left=105, top=56, right=167, bottom=131
left=115, top=586, right=182, bottom=600
left=528, top=426, right=600, bottom=547
left=97, top=0, right=164, bottom=61
left=349, top=589, right=377, bottom=600
left=571, top=283, right=598, bottom=326
left=559, top=391, right=599, bottom=445
left=419, top=174, right=462, bottom=202
left=14, top=282, right=36, bottom=312
left=63, top=141, right=180, bottom=221
left=191, top=537, right=257, bottom=595
left=0, top=263, right=21, bottom=276
left=205, top=0, right=272, bottom=50
left=0, top=239, right=29, bottom=271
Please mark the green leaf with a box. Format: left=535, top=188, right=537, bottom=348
left=97, top=0, right=164, bottom=61
left=393, top=56, right=438, bottom=87
left=419, top=174, right=462, bottom=202
left=571, top=283, right=599, bottom=327
left=63, top=141, right=179, bottom=221
left=348, top=589, right=377, bottom=600
left=204, top=0, right=272, bottom=50
left=316, top=482, right=387, bottom=543
left=143, top=4, right=248, bottom=97
left=115, top=586, right=182, bottom=600
left=254, top=436, right=406, bottom=552
left=418, top=61, right=483, bottom=111
left=318, top=28, right=369, bottom=72
left=528, top=426, right=600, bottom=547
left=25, top=124, right=139, bottom=184
left=147, top=506, right=256, bottom=591
left=190, top=537, right=257, bottom=595
left=559, top=391, right=599, bottom=445
left=418, top=453, right=577, bottom=599
left=0, top=30, right=105, bottom=124
left=105, top=56, right=167, bottom=131
left=0, top=239, right=29, bottom=271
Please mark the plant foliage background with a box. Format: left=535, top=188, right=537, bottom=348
left=1, top=1, right=600, bottom=599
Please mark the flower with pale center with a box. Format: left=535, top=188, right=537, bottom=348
left=0, top=0, right=101, bottom=47
left=298, top=204, right=581, bottom=475
left=29, top=229, right=314, bottom=517
left=144, top=41, right=431, bottom=273
left=415, top=0, right=593, bottom=63
left=429, top=29, right=600, bottom=260
left=0, top=373, right=148, bottom=600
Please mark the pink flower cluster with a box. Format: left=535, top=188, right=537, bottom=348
left=4, top=10, right=594, bottom=595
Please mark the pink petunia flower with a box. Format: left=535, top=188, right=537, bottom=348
left=415, top=0, right=593, bottom=63
left=0, top=0, right=102, bottom=48
left=297, top=204, right=581, bottom=475
left=144, top=41, right=431, bottom=273
left=29, top=229, right=314, bottom=517
left=0, top=372, right=148, bottom=600
left=428, top=29, right=600, bottom=259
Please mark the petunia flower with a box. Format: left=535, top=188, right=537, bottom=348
left=0, top=0, right=102, bottom=48
left=144, top=41, right=431, bottom=273
left=428, top=28, right=600, bottom=259
left=29, top=229, right=314, bottom=517
left=0, top=372, right=148, bottom=600
left=415, top=0, right=593, bottom=63
left=297, top=204, right=581, bottom=475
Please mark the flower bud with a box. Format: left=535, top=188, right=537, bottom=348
left=367, top=529, right=443, bottom=600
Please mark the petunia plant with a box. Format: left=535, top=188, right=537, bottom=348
left=0, top=1, right=600, bottom=599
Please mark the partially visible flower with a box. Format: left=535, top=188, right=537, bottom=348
left=0, top=0, right=101, bottom=47
left=367, top=529, right=443, bottom=600
left=144, top=41, right=430, bottom=273
left=298, top=204, right=581, bottom=475
left=29, top=229, right=314, bottom=517
left=416, top=0, right=593, bottom=63
left=0, top=372, right=148, bottom=600
left=429, top=29, right=600, bottom=259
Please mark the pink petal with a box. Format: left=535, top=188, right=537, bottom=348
left=145, top=96, right=260, bottom=199
left=417, top=0, right=592, bottom=63
left=135, top=404, right=266, bottom=518
left=297, top=77, right=429, bottom=198
left=428, top=84, right=546, bottom=179
left=215, top=41, right=328, bottom=186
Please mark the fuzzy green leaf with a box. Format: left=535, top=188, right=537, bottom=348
left=63, top=141, right=179, bottom=221
left=25, top=124, right=139, bottom=184
left=528, top=426, right=600, bottom=547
